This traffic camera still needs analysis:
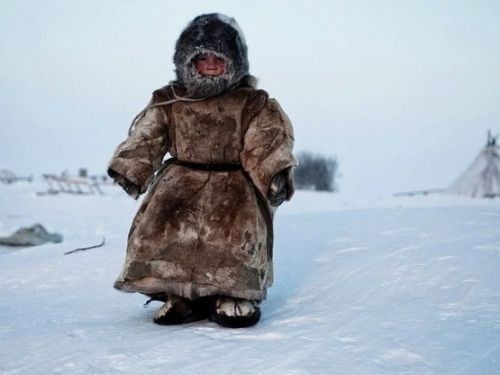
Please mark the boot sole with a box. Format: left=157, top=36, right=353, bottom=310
left=208, top=306, right=261, bottom=328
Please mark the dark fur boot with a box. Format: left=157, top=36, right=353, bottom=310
left=153, top=295, right=209, bottom=325
left=208, top=297, right=261, bottom=328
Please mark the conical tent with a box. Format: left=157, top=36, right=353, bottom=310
left=448, top=131, right=500, bottom=198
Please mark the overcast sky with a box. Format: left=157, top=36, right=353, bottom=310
left=1, top=0, right=499, bottom=194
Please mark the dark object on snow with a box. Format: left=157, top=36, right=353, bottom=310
left=0, top=224, right=63, bottom=247
left=64, top=237, right=105, bottom=255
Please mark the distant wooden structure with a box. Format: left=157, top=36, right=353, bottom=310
left=37, top=173, right=105, bottom=196
left=0, top=169, right=33, bottom=184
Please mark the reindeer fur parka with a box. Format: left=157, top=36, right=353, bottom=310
left=108, top=14, right=297, bottom=301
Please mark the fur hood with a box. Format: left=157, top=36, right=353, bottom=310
left=173, top=13, right=255, bottom=98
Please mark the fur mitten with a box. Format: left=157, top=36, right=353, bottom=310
left=107, top=168, right=141, bottom=199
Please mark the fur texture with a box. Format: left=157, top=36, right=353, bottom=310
left=153, top=295, right=209, bottom=325
left=108, top=13, right=296, bottom=304
left=208, top=297, right=261, bottom=328
left=173, top=13, right=250, bottom=98
left=108, top=86, right=297, bottom=301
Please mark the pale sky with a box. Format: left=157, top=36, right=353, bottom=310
left=1, top=0, right=499, bottom=194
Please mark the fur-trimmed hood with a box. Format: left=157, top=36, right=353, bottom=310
left=173, top=13, right=254, bottom=98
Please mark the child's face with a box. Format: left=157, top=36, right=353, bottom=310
left=194, top=53, right=226, bottom=76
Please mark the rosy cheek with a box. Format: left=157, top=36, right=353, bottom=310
left=195, top=62, right=205, bottom=73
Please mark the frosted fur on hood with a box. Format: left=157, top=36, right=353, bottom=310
left=173, top=13, right=253, bottom=98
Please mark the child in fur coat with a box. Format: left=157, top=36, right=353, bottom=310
left=108, top=13, right=297, bottom=328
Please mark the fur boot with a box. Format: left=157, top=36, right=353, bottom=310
left=208, top=297, right=261, bottom=328
left=153, top=295, right=208, bottom=325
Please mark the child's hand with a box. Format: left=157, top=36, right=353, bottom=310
left=268, top=172, right=287, bottom=207
left=121, top=179, right=141, bottom=199
left=108, top=168, right=141, bottom=199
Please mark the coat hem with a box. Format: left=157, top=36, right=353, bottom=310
left=114, top=277, right=267, bottom=302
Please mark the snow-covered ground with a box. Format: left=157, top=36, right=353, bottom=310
left=1, top=182, right=500, bottom=374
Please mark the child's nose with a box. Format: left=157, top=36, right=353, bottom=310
left=207, top=57, right=218, bottom=68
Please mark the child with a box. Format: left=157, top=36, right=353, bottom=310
left=107, top=13, right=297, bottom=328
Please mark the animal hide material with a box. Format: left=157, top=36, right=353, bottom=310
left=108, top=85, right=297, bottom=301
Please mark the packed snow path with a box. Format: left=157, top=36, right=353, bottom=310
left=1, top=186, right=499, bottom=374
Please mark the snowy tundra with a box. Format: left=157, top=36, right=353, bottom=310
left=1, top=183, right=499, bottom=374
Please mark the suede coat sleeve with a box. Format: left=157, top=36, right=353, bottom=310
left=107, top=99, right=170, bottom=197
left=240, top=97, right=298, bottom=201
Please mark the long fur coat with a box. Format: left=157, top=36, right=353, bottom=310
left=108, top=83, right=297, bottom=301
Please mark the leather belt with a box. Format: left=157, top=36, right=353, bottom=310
left=171, top=158, right=242, bottom=172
